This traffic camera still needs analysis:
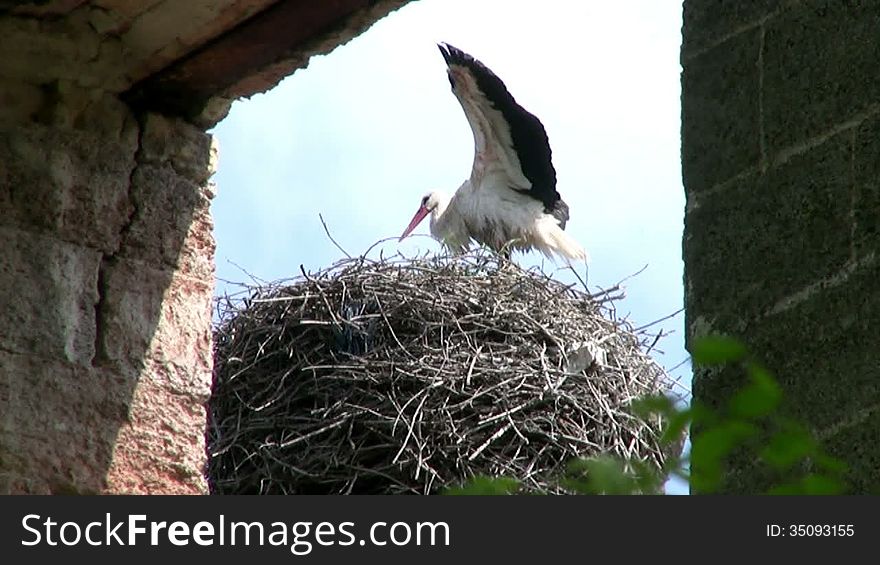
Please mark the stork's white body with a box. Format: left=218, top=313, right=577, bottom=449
left=429, top=177, right=586, bottom=261
left=400, top=44, right=588, bottom=263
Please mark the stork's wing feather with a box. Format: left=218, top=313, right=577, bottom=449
left=438, top=43, right=564, bottom=219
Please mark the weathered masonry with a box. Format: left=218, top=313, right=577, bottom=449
left=0, top=0, right=410, bottom=494
left=682, top=1, right=880, bottom=492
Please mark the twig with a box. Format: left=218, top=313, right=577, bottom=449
left=634, top=307, right=685, bottom=332
left=319, top=213, right=352, bottom=259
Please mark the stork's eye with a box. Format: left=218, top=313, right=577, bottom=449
left=421, top=195, right=430, bottom=206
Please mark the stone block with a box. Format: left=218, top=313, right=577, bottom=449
left=853, top=114, right=880, bottom=257
left=685, top=129, right=852, bottom=327
left=0, top=347, right=210, bottom=494
left=0, top=351, right=134, bottom=494
left=121, top=164, right=214, bottom=277
left=0, top=80, right=44, bottom=126
left=95, top=257, right=213, bottom=493
left=95, top=256, right=171, bottom=368
left=146, top=270, right=213, bottom=387
left=175, top=195, right=216, bottom=281
left=750, top=259, right=880, bottom=431
left=682, top=28, right=762, bottom=193
left=0, top=124, right=136, bottom=252
left=0, top=13, right=100, bottom=85
left=97, top=256, right=213, bottom=377
left=140, top=113, right=216, bottom=184
left=37, top=82, right=139, bottom=142
left=121, top=116, right=217, bottom=277
left=119, top=0, right=277, bottom=84
left=682, top=0, right=780, bottom=56
left=0, top=227, right=100, bottom=364
left=763, top=1, right=880, bottom=155
left=104, top=361, right=209, bottom=494
left=821, top=408, right=880, bottom=494
left=692, top=258, right=880, bottom=493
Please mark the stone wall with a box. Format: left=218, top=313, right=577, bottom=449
left=0, top=0, right=411, bottom=494
left=682, top=0, right=880, bottom=493
left=0, top=83, right=216, bottom=494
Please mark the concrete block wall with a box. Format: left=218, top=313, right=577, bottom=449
left=682, top=0, right=880, bottom=492
left=0, top=78, right=216, bottom=493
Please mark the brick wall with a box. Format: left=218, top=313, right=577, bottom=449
left=682, top=0, right=880, bottom=493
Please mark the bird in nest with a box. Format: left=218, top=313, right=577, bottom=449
left=400, top=43, right=588, bottom=265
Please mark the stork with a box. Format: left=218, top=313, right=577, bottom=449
left=399, top=43, right=587, bottom=263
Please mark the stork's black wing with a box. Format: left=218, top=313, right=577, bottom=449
left=438, top=43, right=566, bottom=224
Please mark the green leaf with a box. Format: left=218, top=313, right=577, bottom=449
left=690, top=421, right=757, bottom=492
left=660, top=408, right=693, bottom=446
left=691, top=335, right=748, bottom=365
left=801, top=474, right=846, bottom=495
left=688, top=401, right=717, bottom=427
left=813, top=453, right=848, bottom=475
left=728, top=364, right=782, bottom=419
left=767, top=482, right=803, bottom=495
left=629, top=459, right=665, bottom=493
left=761, top=425, right=816, bottom=470
left=565, top=456, right=641, bottom=495
left=689, top=464, right=722, bottom=493
left=445, top=476, right=520, bottom=495
left=767, top=474, right=847, bottom=495
left=560, top=458, right=596, bottom=494
left=692, top=421, right=757, bottom=464
left=630, top=394, right=678, bottom=419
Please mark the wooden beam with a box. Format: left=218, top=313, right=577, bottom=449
left=4, top=0, right=87, bottom=16
left=123, top=0, right=400, bottom=122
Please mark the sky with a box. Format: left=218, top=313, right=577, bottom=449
left=209, top=0, right=689, bottom=493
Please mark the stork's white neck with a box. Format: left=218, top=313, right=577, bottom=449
left=425, top=189, right=470, bottom=252
left=427, top=191, right=451, bottom=233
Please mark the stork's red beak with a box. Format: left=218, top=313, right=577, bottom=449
left=399, top=205, right=430, bottom=241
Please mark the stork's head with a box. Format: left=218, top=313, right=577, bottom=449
left=399, top=192, right=446, bottom=241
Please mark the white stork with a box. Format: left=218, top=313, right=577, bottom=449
left=399, top=43, right=587, bottom=263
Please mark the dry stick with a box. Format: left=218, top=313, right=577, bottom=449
left=478, top=401, right=530, bottom=426
left=252, top=295, right=312, bottom=304
left=299, top=264, right=340, bottom=324
left=391, top=386, right=428, bottom=437
left=644, top=329, right=667, bottom=355
left=587, top=283, right=624, bottom=302
left=468, top=424, right=511, bottom=461
left=464, top=345, right=482, bottom=386
left=372, top=290, right=416, bottom=359
left=392, top=392, right=430, bottom=465
left=223, top=259, right=270, bottom=286
left=274, top=418, right=348, bottom=449
left=633, top=307, right=685, bottom=332
left=362, top=235, right=405, bottom=260
left=319, top=213, right=352, bottom=259
left=507, top=413, right=529, bottom=443
left=618, top=263, right=650, bottom=286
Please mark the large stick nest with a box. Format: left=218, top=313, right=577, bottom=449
left=208, top=251, right=677, bottom=494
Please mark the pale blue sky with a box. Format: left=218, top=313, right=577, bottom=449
left=210, top=0, right=689, bottom=493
